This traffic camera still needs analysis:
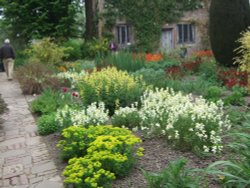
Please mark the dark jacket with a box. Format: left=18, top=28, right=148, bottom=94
left=0, top=44, right=15, bottom=60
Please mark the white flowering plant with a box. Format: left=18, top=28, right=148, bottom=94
left=55, top=102, right=109, bottom=129
left=56, top=70, right=87, bottom=88
left=112, top=103, right=141, bottom=130
left=137, top=88, right=231, bottom=154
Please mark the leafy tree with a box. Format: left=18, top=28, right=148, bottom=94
left=0, top=0, right=80, bottom=43
left=209, top=0, right=250, bottom=67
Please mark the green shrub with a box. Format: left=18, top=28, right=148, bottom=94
left=143, top=158, right=203, bottom=188
left=57, top=125, right=143, bottom=160
left=140, top=75, right=217, bottom=96
left=177, top=76, right=217, bottom=96
left=105, top=52, right=146, bottom=72
left=59, top=125, right=143, bottom=187
left=15, top=63, right=61, bottom=94
left=223, top=90, right=245, bottom=106
left=133, top=68, right=167, bottom=89
left=63, top=157, right=115, bottom=188
left=31, top=88, right=73, bottom=115
left=25, top=38, right=68, bottom=66
left=81, top=38, right=109, bottom=59
left=198, top=60, right=220, bottom=85
left=77, top=67, right=146, bottom=115
left=37, top=113, right=58, bottom=135
left=62, top=38, right=83, bottom=61
left=145, top=60, right=180, bottom=70
left=112, top=106, right=141, bottom=130
left=204, top=86, right=223, bottom=102
left=31, top=89, right=60, bottom=114
left=15, top=50, right=28, bottom=68
left=226, top=106, right=247, bottom=126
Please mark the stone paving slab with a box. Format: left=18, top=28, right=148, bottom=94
left=0, top=73, right=64, bottom=188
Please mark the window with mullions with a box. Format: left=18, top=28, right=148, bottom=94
left=177, top=24, right=195, bottom=44
left=116, top=25, right=130, bottom=45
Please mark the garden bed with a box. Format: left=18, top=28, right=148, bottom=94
left=42, top=131, right=227, bottom=188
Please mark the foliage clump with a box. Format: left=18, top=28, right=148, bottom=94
left=77, top=67, right=146, bottom=115
left=234, top=28, right=250, bottom=90
left=143, top=158, right=202, bottom=188
left=15, top=63, right=61, bottom=94
left=58, top=125, right=143, bottom=188
left=25, top=38, right=68, bottom=66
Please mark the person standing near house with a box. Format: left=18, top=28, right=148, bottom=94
left=0, top=39, right=15, bottom=80
left=109, top=41, right=117, bottom=53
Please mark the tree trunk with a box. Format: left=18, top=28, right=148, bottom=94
left=85, top=0, right=96, bottom=40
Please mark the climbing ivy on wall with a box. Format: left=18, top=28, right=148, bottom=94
left=104, top=0, right=202, bottom=51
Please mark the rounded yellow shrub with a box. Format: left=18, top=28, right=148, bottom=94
left=77, top=67, right=145, bottom=115
left=234, top=28, right=250, bottom=90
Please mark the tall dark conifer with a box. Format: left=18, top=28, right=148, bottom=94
left=209, top=0, right=250, bottom=67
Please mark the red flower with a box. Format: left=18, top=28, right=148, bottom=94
left=218, top=68, right=248, bottom=89
left=72, top=92, right=79, bottom=98
left=62, top=87, right=68, bottom=93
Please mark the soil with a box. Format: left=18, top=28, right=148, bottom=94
left=41, top=131, right=226, bottom=188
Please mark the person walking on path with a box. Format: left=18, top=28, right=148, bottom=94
left=0, top=39, right=15, bottom=81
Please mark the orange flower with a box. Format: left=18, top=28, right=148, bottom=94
left=145, top=53, right=163, bottom=62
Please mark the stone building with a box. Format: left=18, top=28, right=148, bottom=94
left=98, top=0, right=211, bottom=55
